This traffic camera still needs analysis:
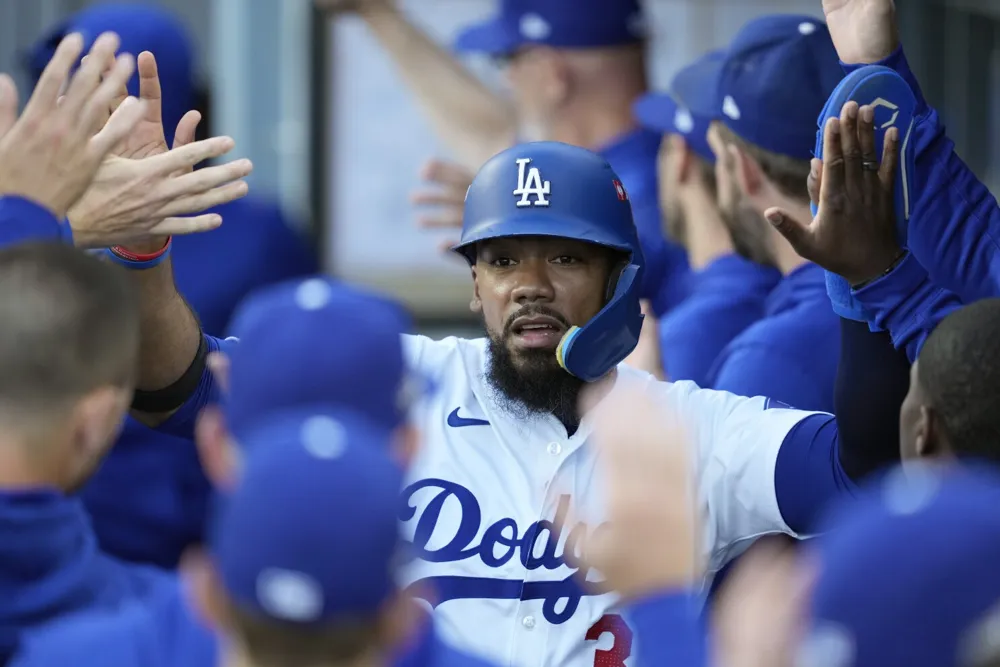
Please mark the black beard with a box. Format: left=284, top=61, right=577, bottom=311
left=483, top=309, right=585, bottom=433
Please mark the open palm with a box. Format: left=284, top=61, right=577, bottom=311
left=822, top=0, right=898, bottom=64
left=105, top=51, right=200, bottom=159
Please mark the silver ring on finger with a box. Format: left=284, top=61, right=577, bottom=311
left=861, top=159, right=879, bottom=172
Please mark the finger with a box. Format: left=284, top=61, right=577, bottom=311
left=878, top=127, right=899, bottom=192
left=819, top=116, right=845, bottom=202
left=23, top=33, right=85, bottom=119
left=436, top=238, right=460, bottom=254
left=90, top=95, right=146, bottom=156
left=81, top=52, right=137, bottom=138
left=136, top=52, right=164, bottom=127
left=409, top=190, right=465, bottom=207
left=146, top=136, right=236, bottom=175
left=61, top=32, right=120, bottom=118
left=156, top=181, right=250, bottom=218
left=0, top=74, right=20, bottom=139
left=764, top=206, right=814, bottom=258
left=148, top=213, right=224, bottom=237
left=206, top=352, right=231, bottom=394
left=420, top=159, right=474, bottom=188
left=838, top=102, right=862, bottom=189
left=161, top=159, right=253, bottom=200
left=104, top=52, right=130, bottom=118
left=417, top=213, right=464, bottom=229
left=857, top=104, right=878, bottom=165
left=172, top=110, right=202, bottom=149
left=807, top=158, right=822, bottom=208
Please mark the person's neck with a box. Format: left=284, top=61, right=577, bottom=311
left=549, top=96, right=640, bottom=152
left=762, top=196, right=813, bottom=276
left=680, top=188, right=735, bottom=270
left=0, top=429, right=61, bottom=491
left=223, top=643, right=385, bottom=667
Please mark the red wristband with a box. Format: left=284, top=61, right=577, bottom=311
left=109, top=237, right=173, bottom=262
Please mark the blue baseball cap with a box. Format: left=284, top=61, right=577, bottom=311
left=455, top=0, right=646, bottom=56
left=801, top=464, right=1000, bottom=667
left=633, top=50, right=723, bottom=164
left=224, top=277, right=419, bottom=442
left=687, top=15, right=842, bottom=161
left=210, top=408, right=405, bottom=623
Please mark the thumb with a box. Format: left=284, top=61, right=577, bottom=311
left=764, top=207, right=813, bottom=256
left=172, top=110, right=202, bottom=150
left=0, top=74, right=19, bottom=140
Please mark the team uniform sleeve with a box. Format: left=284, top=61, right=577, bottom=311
left=154, top=334, right=239, bottom=440
left=666, top=381, right=824, bottom=564
left=0, top=196, right=73, bottom=247
left=852, top=252, right=963, bottom=362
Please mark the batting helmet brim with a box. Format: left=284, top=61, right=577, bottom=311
left=451, top=213, right=636, bottom=264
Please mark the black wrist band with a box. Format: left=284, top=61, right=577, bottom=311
left=131, top=334, right=208, bottom=413
left=851, top=250, right=909, bottom=290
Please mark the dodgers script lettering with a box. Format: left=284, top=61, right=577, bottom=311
left=400, top=478, right=610, bottom=624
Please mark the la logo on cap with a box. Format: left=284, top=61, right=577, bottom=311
left=513, top=158, right=551, bottom=208
left=674, top=108, right=694, bottom=134
left=519, top=13, right=550, bottom=40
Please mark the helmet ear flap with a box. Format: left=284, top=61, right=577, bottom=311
left=605, top=259, right=630, bottom=305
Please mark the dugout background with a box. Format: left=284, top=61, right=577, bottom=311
left=0, top=0, right=996, bottom=335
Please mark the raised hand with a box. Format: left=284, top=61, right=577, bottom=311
left=0, top=33, right=146, bottom=218
left=823, top=0, right=899, bottom=64
left=764, top=102, right=903, bottom=287
left=66, top=51, right=252, bottom=248
left=67, top=137, right=252, bottom=248
left=565, top=384, right=701, bottom=601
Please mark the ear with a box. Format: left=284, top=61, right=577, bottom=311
left=915, top=405, right=944, bottom=458
left=469, top=266, right=482, bottom=313
left=73, top=386, right=130, bottom=460
left=674, top=136, right=695, bottom=184
left=196, top=406, right=241, bottom=490
left=728, top=142, right=763, bottom=197
left=180, top=547, right=229, bottom=631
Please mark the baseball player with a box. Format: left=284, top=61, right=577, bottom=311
left=137, top=138, right=884, bottom=667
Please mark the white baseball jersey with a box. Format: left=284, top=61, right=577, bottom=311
left=399, top=334, right=823, bottom=667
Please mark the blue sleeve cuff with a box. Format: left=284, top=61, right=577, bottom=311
left=840, top=46, right=928, bottom=115
left=627, top=589, right=708, bottom=667
left=852, top=253, right=963, bottom=361
left=155, top=334, right=235, bottom=440
left=0, top=196, right=72, bottom=247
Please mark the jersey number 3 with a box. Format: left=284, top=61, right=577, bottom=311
left=585, top=614, right=633, bottom=667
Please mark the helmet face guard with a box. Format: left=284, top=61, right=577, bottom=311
left=454, top=142, right=646, bottom=382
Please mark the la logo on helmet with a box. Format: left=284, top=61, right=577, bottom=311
left=513, top=158, right=551, bottom=208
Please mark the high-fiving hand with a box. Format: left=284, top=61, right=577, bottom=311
left=765, top=102, right=903, bottom=287
left=0, top=33, right=146, bottom=219
left=565, top=384, right=701, bottom=601
left=823, top=0, right=899, bottom=64
left=66, top=50, right=253, bottom=249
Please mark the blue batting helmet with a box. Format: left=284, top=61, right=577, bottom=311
left=453, top=141, right=644, bottom=382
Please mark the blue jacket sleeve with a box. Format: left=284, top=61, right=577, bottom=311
left=0, top=196, right=73, bottom=247
left=626, top=590, right=708, bottom=667
left=154, top=334, right=238, bottom=441
left=844, top=48, right=1000, bottom=304
left=852, top=253, right=963, bottom=362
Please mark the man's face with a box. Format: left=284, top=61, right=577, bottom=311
left=708, top=124, right=775, bottom=267
left=656, top=134, right=686, bottom=246
left=472, top=236, right=615, bottom=416
left=502, top=47, right=559, bottom=142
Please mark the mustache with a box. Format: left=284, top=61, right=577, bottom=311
left=502, top=305, right=571, bottom=337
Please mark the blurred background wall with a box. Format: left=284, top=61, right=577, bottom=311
left=1, top=0, right=997, bottom=334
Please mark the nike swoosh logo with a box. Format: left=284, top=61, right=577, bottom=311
left=447, top=408, right=490, bottom=428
